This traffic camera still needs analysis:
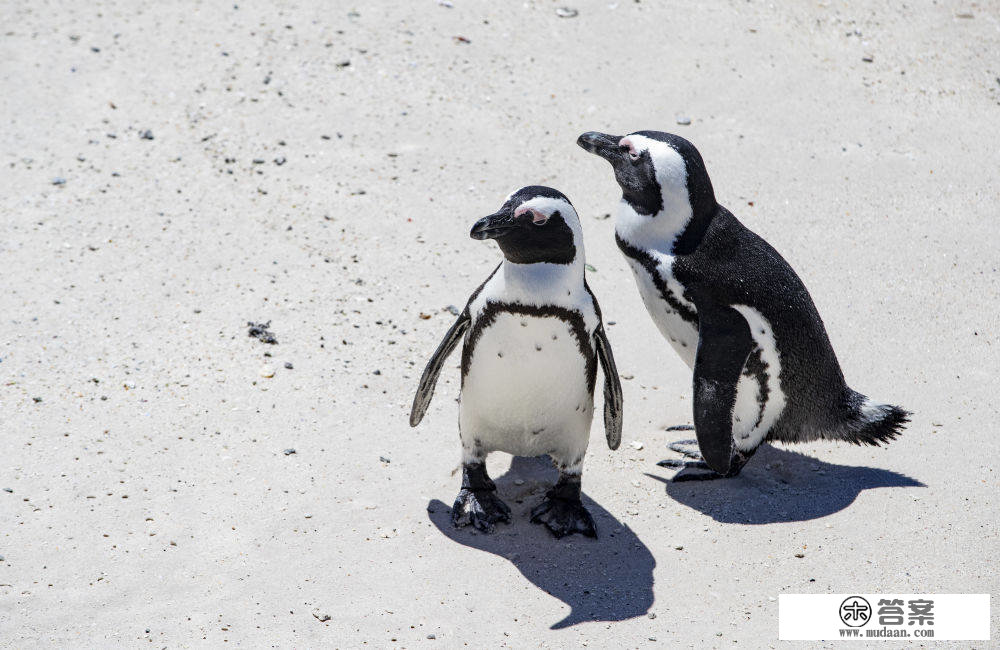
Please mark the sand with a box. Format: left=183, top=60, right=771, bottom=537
left=1, top=0, right=998, bottom=646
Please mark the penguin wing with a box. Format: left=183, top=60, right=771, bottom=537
left=409, top=309, right=471, bottom=427
left=691, top=303, right=754, bottom=474
left=594, top=324, right=624, bottom=450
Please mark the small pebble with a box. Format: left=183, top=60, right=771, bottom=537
left=647, top=612, right=656, bottom=619
left=445, top=305, right=460, bottom=316
left=51, top=177, right=66, bottom=185
left=32, top=397, right=42, bottom=403
left=274, top=156, right=286, bottom=166
left=139, top=130, right=154, bottom=140
left=673, top=544, right=684, bottom=550
left=259, top=365, right=275, bottom=378
left=304, top=513, right=312, bottom=519
left=629, top=440, right=644, bottom=450
left=2, top=488, right=12, bottom=493
left=284, top=362, right=293, bottom=369
left=675, top=116, right=692, bottom=126
left=794, top=553, right=805, bottom=558
left=862, top=54, right=874, bottom=62
left=283, top=448, right=296, bottom=455
left=555, top=7, right=579, bottom=18
left=379, top=456, right=391, bottom=463
left=427, top=634, right=436, bottom=639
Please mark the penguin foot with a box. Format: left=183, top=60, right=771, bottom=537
left=667, top=438, right=703, bottom=459
left=660, top=438, right=727, bottom=480
left=671, top=469, right=730, bottom=482
left=451, top=488, right=511, bottom=533
left=530, top=496, right=597, bottom=538
left=656, top=458, right=711, bottom=470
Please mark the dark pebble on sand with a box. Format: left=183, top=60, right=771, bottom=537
left=283, top=448, right=296, bottom=455
left=32, top=397, right=42, bottom=403
left=284, top=362, right=293, bottom=369
left=445, top=305, right=460, bottom=316
left=274, top=156, right=286, bottom=165
left=51, top=177, right=66, bottom=185
left=139, top=130, right=154, bottom=140
left=379, top=456, right=391, bottom=463
left=247, top=321, right=278, bottom=344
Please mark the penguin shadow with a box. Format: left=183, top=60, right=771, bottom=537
left=647, top=444, right=924, bottom=525
left=427, top=455, right=655, bottom=630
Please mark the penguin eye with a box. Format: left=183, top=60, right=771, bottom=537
left=515, top=205, right=549, bottom=226
left=627, top=148, right=640, bottom=162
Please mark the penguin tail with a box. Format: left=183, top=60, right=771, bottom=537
left=835, top=390, right=911, bottom=446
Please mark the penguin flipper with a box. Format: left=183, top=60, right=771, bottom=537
left=409, top=310, right=471, bottom=427
left=691, top=304, right=753, bottom=475
left=594, top=324, right=623, bottom=450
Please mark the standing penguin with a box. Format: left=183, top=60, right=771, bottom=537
left=410, top=186, right=623, bottom=537
left=577, top=130, right=908, bottom=480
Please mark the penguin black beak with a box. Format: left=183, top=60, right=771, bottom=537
left=577, top=131, right=622, bottom=162
left=470, top=210, right=514, bottom=240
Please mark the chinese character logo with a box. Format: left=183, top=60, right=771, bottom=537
left=907, top=599, right=934, bottom=625
left=840, top=596, right=872, bottom=627
left=878, top=599, right=905, bottom=625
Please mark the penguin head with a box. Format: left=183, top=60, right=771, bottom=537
left=470, top=186, right=581, bottom=265
left=576, top=130, right=716, bottom=222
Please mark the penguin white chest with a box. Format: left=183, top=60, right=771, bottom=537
left=460, top=311, right=594, bottom=458
left=627, top=257, right=699, bottom=368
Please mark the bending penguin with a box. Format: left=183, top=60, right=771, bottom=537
left=577, top=130, right=909, bottom=480
left=410, top=186, right=623, bottom=537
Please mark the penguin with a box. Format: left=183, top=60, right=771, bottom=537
left=576, top=130, right=909, bottom=480
left=410, top=186, right=623, bottom=536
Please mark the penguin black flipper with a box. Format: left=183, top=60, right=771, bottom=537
left=690, top=303, right=754, bottom=477
left=409, top=308, right=471, bottom=427
left=594, top=324, right=623, bottom=450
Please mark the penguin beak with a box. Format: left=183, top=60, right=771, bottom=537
left=470, top=209, right=514, bottom=240
left=577, top=131, right=623, bottom=162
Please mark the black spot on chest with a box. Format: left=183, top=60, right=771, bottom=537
left=462, top=301, right=597, bottom=394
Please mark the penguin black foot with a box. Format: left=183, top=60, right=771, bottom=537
left=451, top=462, right=510, bottom=533
left=529, top=474, right=596, bottom=539
left=451, top=488, right=511, bottom=532
left=666, top=438, right=702, bottom=459
left=658, top=439, right=756, bottom=481
left=658, top=438, right=716, bottom=479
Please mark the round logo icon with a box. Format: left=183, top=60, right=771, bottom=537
left=839, top=596, right=872, bottom=627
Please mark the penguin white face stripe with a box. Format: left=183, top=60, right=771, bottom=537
left=612, top=134, right=694, bottom=252
left=730, top=304, right=787, bottom=452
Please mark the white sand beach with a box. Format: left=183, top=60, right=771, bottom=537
left=1, top=1, right=998, bottom=646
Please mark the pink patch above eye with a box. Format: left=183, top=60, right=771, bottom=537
left=619, top=137, right=637, bottom=156
left=515, top=205, right=548, bottom=225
